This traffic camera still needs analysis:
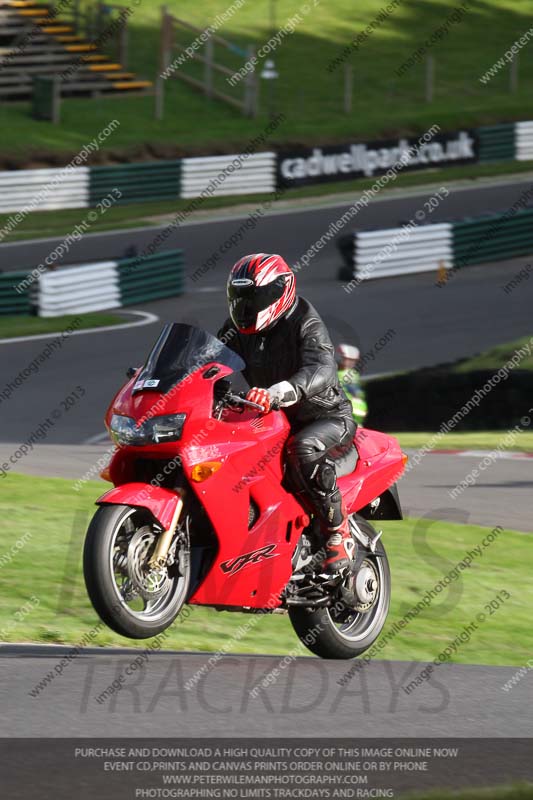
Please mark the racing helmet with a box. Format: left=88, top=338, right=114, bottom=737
left=227, top=253, right=296, bottom=334
left=336, top=343, right=360, bottom=365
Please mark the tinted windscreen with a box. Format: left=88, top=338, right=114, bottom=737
left=135, top=323, right=244, bottom=394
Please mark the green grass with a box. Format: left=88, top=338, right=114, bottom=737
left=452, top=335, right=533, bottom=373
left=0, top=0, right=533, bottom=157
left=395, top=431, right=533, bottom=452
left=1, top=472, right=531, bottom=666
left=0, top=312, right=127, bottom=339
left=1, top=159, right=532, bottom=243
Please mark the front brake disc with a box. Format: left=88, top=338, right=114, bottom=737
left=126, top=526, right=170, bottom=601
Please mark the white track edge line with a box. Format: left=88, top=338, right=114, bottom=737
left=0, top=310, right=159, bottom=345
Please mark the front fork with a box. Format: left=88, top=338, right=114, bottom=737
left=148, top=495, right=184, bottom=569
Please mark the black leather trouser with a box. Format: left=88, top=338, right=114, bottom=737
left=285, top=415, right=357, bottom=531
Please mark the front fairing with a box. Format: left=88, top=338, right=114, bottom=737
left=107, top=361, right=233, bottom=433
left=107, top=362, right=290, bottom=468
left=105, top=323, right=244, bottom=433
left=103, top=355, right=298, bottom=610
left=105, top=360, right=234, bottom=485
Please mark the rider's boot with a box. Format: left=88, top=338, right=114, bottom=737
left=321, top=501, right=355, bottom=575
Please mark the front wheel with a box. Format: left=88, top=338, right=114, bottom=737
left=288, top=518, right=390, bottom=659
left=83, top=504, right=190, bottom=639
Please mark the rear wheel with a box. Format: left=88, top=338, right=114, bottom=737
left=288, top=517, right=390, bottom=659
left=83, top=504, right=190, bottom=639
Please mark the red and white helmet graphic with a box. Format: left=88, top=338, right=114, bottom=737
left=227, top=253, right=296, bottom=333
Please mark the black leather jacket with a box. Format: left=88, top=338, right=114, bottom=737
left=218, top=296, right=353, bottom=429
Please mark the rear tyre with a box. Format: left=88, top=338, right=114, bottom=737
left=288, top=517, right=390, bottom=659
left=83, top=504, right=190, bottom=639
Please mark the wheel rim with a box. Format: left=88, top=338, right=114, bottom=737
left=109, top=507, right=188, bottom=623
left=327, top=554, right=388, bottom=644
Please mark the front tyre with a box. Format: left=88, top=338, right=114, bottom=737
left=288, top=519, right=391, bottom=659
left=83, top=504, right=190, bottom=639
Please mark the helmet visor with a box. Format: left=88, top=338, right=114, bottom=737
left=228, top=277, right=286, bottom=331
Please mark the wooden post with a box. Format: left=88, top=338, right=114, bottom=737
left=73, top=0, right=80, bottom=34
left=119, top=14, right=128, bottom=68
left=343, top=63, right=352, bottom=113
left=155, top=5, right=170, bottom=121
left=32, top=75, right=61, bottom=124
left=509, top=52, right=519, bottom=93
left=425, top=55, right=434, bottom=103
left=244, top=44, right=257, bottom=117
left=87, top=3, right=95, bottom=41
left=96, top=1, right=104, bottom=39
left=204, top=35, right=213, bottom=99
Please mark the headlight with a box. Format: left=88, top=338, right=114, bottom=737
left=109, top=413, right=186, bottom=446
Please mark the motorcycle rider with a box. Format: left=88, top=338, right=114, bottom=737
left=336, top=343, right=368, bottom=426
left=218, top=253, right=357, bottom=575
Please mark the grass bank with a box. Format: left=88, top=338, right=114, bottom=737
left=0, top=472, right=530, bottom=666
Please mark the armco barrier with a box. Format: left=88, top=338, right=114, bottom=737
left=353, top=224, right=453, bottom=280
left=515, top=121, right=533, bottom=161
left=0, top=167, right=89, bottom=213
left=89, top=161, right=182, bottom=206
left=453, top=207, right=533, bottom=268
left=347, top=207, right=533, bottom=282
left=180, top=152, right=276, bottom=198
left=30, top=249, right=185, bottom=317
left=0, top=118, right=531, bottom=217
left=477, top=123, right=515, bottom=163
left=0, top=272, right=32, bottom=315
left=118, top=250, right=185, bottom=305
left=38, top=261, right=120, bottom=317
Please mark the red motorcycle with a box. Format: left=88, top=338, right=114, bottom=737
left=83, top=323, right=406, bottom=659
